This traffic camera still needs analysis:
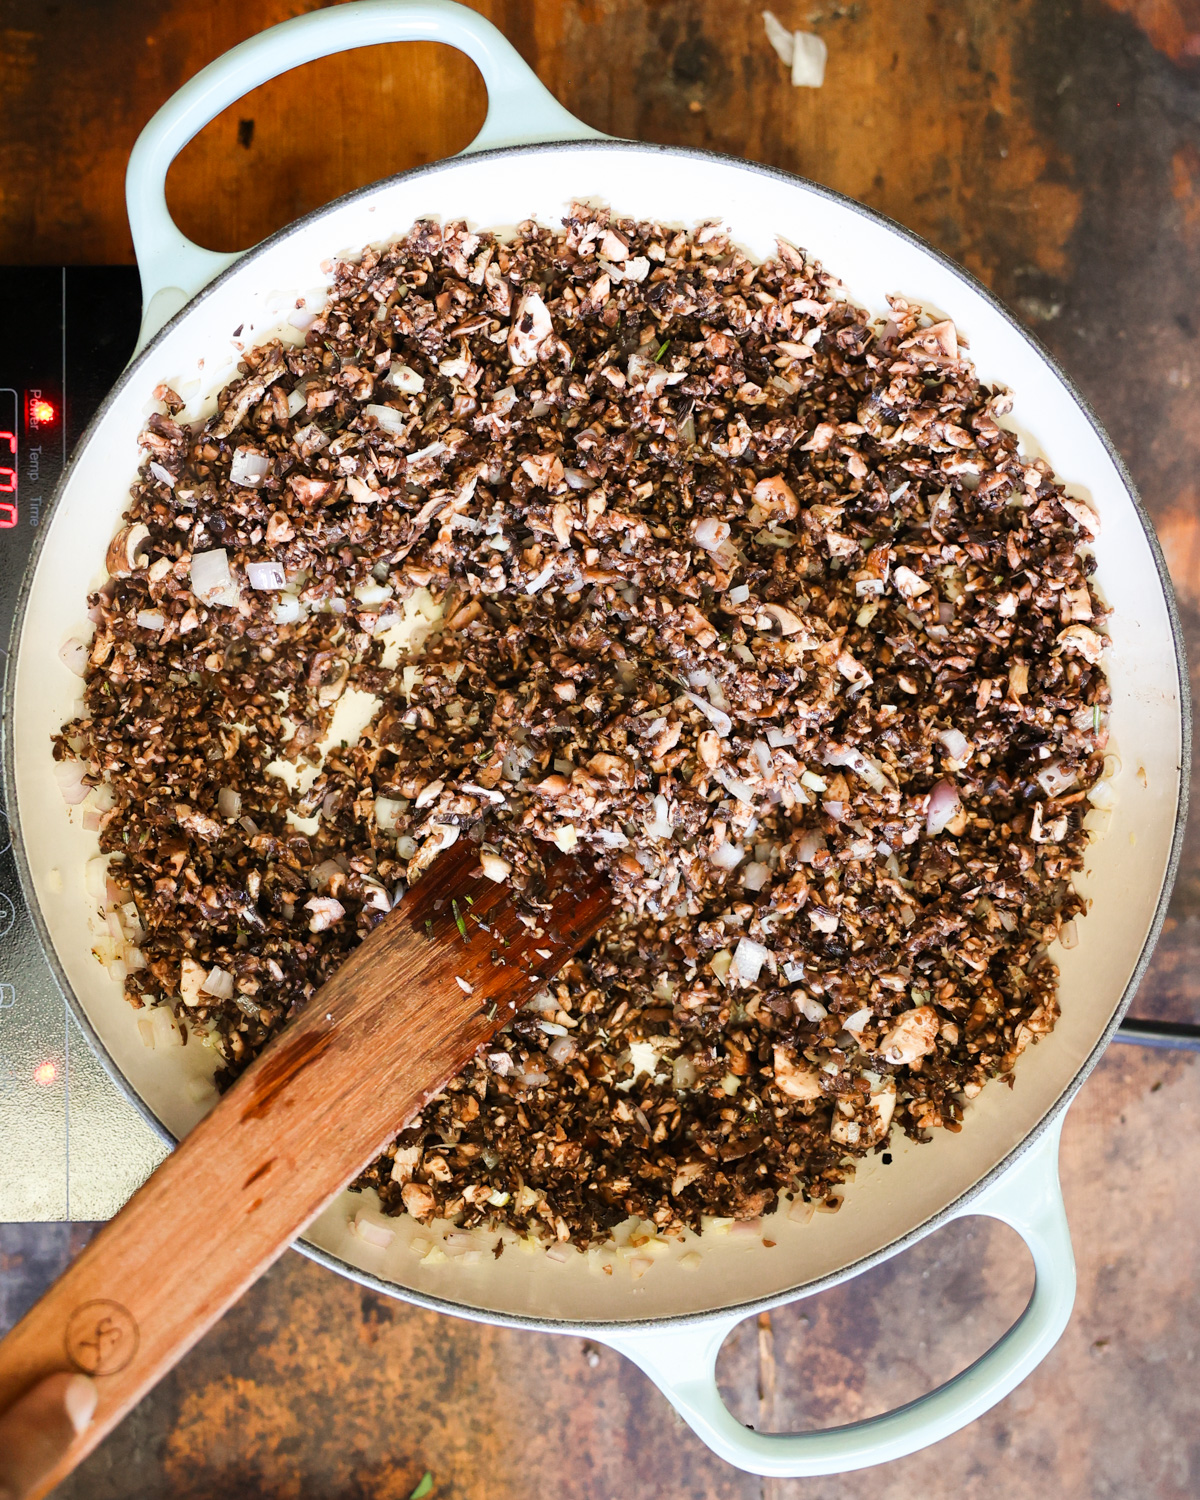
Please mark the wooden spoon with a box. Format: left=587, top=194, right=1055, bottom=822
left=0, top=839, right=610, bottom=1496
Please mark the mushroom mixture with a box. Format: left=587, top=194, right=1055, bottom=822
left=57, top=206, right=1110, bottom=1248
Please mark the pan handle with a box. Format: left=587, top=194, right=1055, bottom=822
left=595, top=1116, right=1075, bottom=1477
left=125, top=0, right=605, bottom=352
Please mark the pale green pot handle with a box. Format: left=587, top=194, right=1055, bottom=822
left=124, top=0, right=605, bottom=351
left=595, top=1115, right=1075, bottom=1477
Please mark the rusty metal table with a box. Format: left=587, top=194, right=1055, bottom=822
left=1, top=1, right=1198, bottom=1495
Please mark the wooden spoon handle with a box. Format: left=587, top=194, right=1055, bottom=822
left=0, top=842, right=609, bottom=1496
left=0, top=926, right=485, bottom=1490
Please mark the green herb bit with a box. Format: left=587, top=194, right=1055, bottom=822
left=486, top=1002, right=497, bottom=1020
left=1092, top=704, right=1101, bottom=733
left=453, top=899, right=468, bottom=941
left=410, top=1474, right=434, bottom=1500
left=654, top=339, right=670, bottom=363
left=424, top=917, right=434, bottom=940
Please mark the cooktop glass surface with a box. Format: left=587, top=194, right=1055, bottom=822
left=0, top=268, right=166, bottom=1221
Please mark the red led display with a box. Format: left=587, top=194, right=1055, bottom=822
left=0, top=429, right=14, bottom=528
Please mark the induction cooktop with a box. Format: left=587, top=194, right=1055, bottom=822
left=0, top=268, right=166, bottom=1222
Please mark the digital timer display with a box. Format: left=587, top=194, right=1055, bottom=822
left=0, top=388, right=58, bottom=531
left=0, top=387, right=16, bottom=530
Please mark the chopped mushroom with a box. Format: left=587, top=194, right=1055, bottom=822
left=507, top=288, right=553, bottom=367
left=61, top=207, right=1106, bottom=1249
left=772, top=1046, right=824, bottom=1100
left=105, top=524, right=151, bottom=579
left=305, top=896, right=346, bottom=932
left=1057, top=623, right=1105, bottom=664
left=753, top=474, right=799, bottom=519
left=879, top=1007, right=940, bottom=1067
left=401, top=1180, right=437, bottom=1219
left=757, top=602, right=807, bottom=636
left=892, top=565, right=930, bottom=600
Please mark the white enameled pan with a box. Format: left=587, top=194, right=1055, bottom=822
left=6, top=1, right=1188, bottom=1476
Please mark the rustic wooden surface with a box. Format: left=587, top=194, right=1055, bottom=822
left=1, top=0, right=1198, bottom=1495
